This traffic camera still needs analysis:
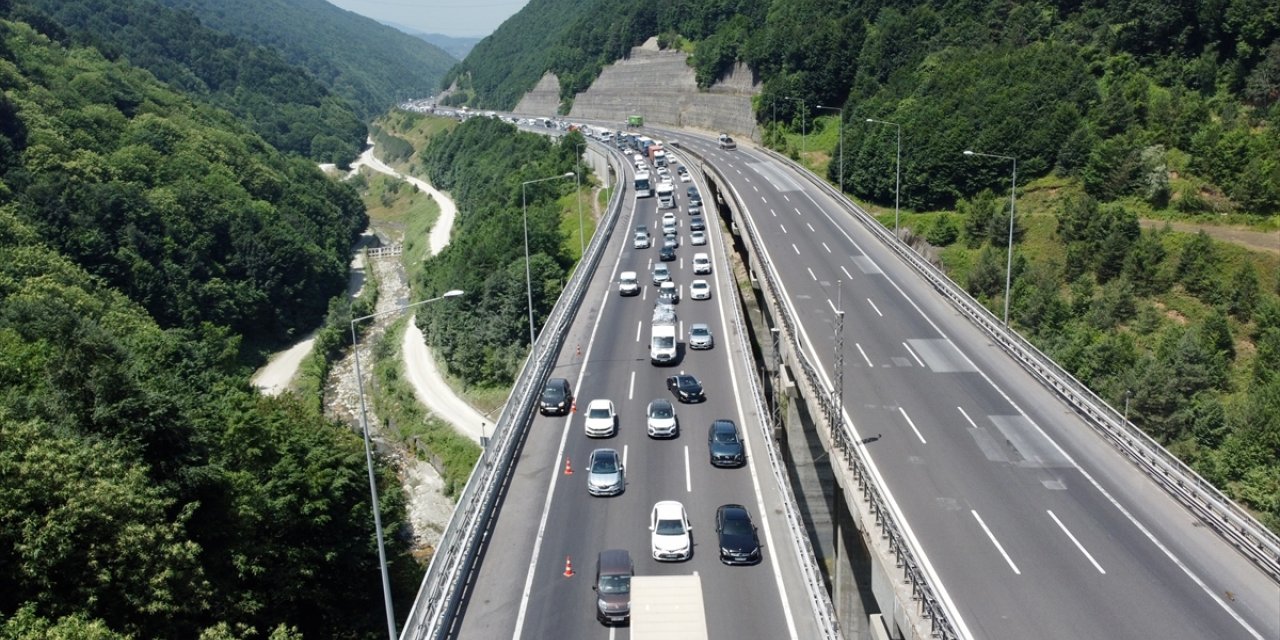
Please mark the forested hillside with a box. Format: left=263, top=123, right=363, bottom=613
left=415, top=118, right=585, bottom=386
left=1, top=11, right=413, bottom=639
left=160, top=0, right=456, bottom=120
left=15, top=0, right=368, bottom=163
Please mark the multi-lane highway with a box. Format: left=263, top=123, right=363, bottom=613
left=661, top=129, right=1280, bottom=639
left=450, top=145, right=823, bottom=638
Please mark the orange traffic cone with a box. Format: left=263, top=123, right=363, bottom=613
left=576, top=343, right=582, bottom=358
left=564, top=456, right=573, bottom=475
left=563, top=556, right=575, bottom=577
left=571, top=400, right=577, bottom=414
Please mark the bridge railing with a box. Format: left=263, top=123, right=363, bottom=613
left=754, top=146, right=1280, bottom=587
left=668, top=146, right=844, bottom=640
left=399, top=146, right=626, bottom=640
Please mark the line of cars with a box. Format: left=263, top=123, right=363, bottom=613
left=539, top=141, right=762, bottom=626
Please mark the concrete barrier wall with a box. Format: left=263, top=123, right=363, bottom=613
left=565, top=39, right=760, bottom=138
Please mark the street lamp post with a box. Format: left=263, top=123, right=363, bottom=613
left=522, top=172, right=575, bottom=352
left=817, top=105, right=844, bottom=194
left=865, top=118, right=902, bottom=234
left=574, top=144, right=586, bottom=257
left=785, top=95, right=806, bottom=157
left=350, top=289, right=464, bottom=640
left=963, top=149, right=1017, bottom=325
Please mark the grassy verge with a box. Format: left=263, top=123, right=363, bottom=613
left=370, top=317, right=481, bottom=498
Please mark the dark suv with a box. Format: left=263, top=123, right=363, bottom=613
left=594, top=549, right=632, bottom=625
left=539, top=378, right=573, bottom=416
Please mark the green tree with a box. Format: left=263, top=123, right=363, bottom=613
left=966, top=244, right=1005, bottom=300
left=1227, top=262, right=1260, bottom=321
left=1176, top=231, right=1220, bottom=301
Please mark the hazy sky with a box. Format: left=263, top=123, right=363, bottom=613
left=325, top=0, right=531, bottom=38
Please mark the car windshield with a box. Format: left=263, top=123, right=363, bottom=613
left=651, top=403, right=673, bottom=418
left=591, top=455, right=618, bottom=474
left=598, top=574, right=630, bottom=594
left=656, top=336, right=674, bottom=348
left=680, top=378, right=697, bottom=389
left=722, top=515, right=752, bottom=536
left=543, top=388, right=562, bottom=400
left=655, top=518, right=685, bottom=535
left=588, top=407, right=610, bottom=419
left=713, top=428, right=737, bottom=443
left=692, top=327, right=709, bottom=337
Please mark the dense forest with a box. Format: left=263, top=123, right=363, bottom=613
left=14, top=0, right=368, bottom=163
left=415, top=118, right=585, bottom=386
left=158, top=0, right=456, bottom=120
left=1, top=10, right=416, bottom=638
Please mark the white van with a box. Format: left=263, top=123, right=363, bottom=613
left=692, top=253, right=711, bottom=275
left=619, top=271, right=640, bottom=296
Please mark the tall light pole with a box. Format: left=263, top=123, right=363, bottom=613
left=865, top=118, right=902, bottom=234
left=350, top=288, right=464, bottom=640
left=963, top=149, right=1017, bottom=325
left=574, top=143, right=586, bottom=257
left=817, top=105, right=844, bottom=194
left=522, top=172, right=575, bottom=351
left=785, top=95, right=806, bottom=157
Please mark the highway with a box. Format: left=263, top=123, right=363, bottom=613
left=659, top=128, right=1280, bottom=639
left=450, top=145, right=823, bottom=639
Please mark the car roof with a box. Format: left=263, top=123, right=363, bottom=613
left=712, top=419, right=736, bottom=431
left=718, top=504, right=749, bottom=519
left=649, top=398, right=672, bottom=409
left=591, top=448, right=619, bottom=461
left=692, top=323, right=709, bottom=330
left=692, top=279, right=708, bottom=286
left=587, top=398, right=613, bottom=408
left=653, top=500, right=684, bottom=516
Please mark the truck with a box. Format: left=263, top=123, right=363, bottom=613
left=629, top=574, right=708, bottom=640
left=628, top=114, right=644, bottom=127
left=657, top=181, right=675, bottom=209
left=650, top=303, right=678, bottom=365
left=635, top=170, right=653, bottom=198
left=647, top=143, right=665, bottom=164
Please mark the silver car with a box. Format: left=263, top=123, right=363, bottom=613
left=646, top=399, right=679, bottom=438
left=689, top=323, right=714, bottom=350
left=587, top=448, right=625, bottom=496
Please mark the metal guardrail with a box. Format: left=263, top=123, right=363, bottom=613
left=754, top=147, right=1280, bottom=587
left=682, top=145, right=957, bottom=639
left=670, top=147, right=843, bottom=640
left=399, top=146, right=627, bottom=639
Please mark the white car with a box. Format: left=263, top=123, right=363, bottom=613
left=690, top=230, right=707, bottom=246
left=649, top=500, right=692, bottom=561
left=690, top=279, right=711, bottom=300
left=679, top=171, right=691, bottom=183
left=646, top=398, right=678, bottom=438
left=584, top=399, right=617, bottom=438
left=634, top=231, right=651, bottom=249
left=661, top=212, right=677, bottom=226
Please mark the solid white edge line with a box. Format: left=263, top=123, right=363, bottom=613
left=511, top=172, right=632, bottom=639
left=971, top=510, right=1021, bottom=575
left=866, top=298, right=883, bottom=317
left=898, top=406, right=928, bottom=445
left=957, top=406, right=978, bottom=429
left=901, top=341, right=925, bottom=367
left=1047, top=510, right=1106, bottom=575
left=717, top=173, right=801, bottom=639
left=856, top=343, right=873, bottom=367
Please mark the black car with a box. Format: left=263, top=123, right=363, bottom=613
left=659, top=245, right=677, bottom=262
left=539, top=377, right=573, bottom=416
left=665, top=374, right=705, bottom=403
left=690, top=216, right=705, bottom=231
left=707, top=419, right=745, bottom=467
left=715, top=504, right=761, bottom=565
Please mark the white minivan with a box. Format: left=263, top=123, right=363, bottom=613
left=618, top=271, right=640, bottom=296
left=692, top=253, right=711, bottom=275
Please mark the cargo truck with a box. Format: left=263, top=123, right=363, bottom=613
left=630, top=574, right=708, bottom=640
left=650, top=303, right=678, bottom=365
left=657, top=182, right=675, bottom=209
left=629, top=115, right=644, bottom=127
